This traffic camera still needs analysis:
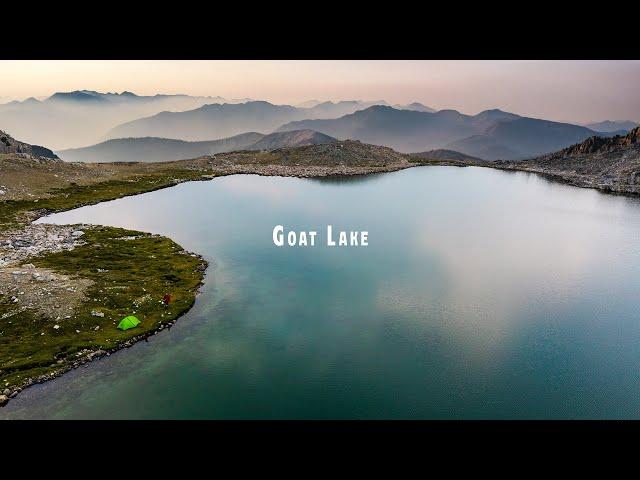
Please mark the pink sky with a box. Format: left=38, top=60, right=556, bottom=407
left=0, top=60, right=638, bottom=123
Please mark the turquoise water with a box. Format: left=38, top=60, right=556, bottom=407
left=3, top=166, right=640, bottom=419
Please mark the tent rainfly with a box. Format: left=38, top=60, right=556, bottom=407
left=118, top=315, right=141, bottom=330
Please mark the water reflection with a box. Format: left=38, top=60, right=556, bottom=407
left=308, top=172, right=388, bottom=185
left=3, top=166, right=639, bottom=419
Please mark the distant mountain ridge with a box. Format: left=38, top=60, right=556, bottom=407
left=277, top=106, right=610, bottom=160
left=447, top=117, right=601, bottom=160
left=278, top=105, right=480, bottom=153
left=107, top=101, right=303, bottom=142
left=0, top=91, right=437, bottom=150
left=0, top=90, right=237, bottom=150
left=44, top=90, right=231, bottom=105
left=106, top=99, right=431, bottom=142
left=1, top=88, right=621, bottom=161
left=394, top=102, right=435, bottom=112
left=58, top=130, right=337, bottom=163
left=584, top=120, right=638, bottom=133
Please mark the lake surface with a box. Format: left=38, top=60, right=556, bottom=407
left=3, top=166, right=640, bottom=419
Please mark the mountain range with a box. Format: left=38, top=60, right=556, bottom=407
left=0, top=91, right=238, bottom=150
left=0, top=89, right=632, bottom=162
left=107, top=101, right=303, bottom=142
left=106, top=100, right=422, bottom=142
left=58, top=130, right=336, bottom=163
left=278, top=106, right=616, bottom=160
left=295, top=99, right=434, bottom=113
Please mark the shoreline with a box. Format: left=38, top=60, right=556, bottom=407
left=0, top=253, right=207, bottom=408
left=1, top=159, right=638, bottom=408
left=1, top=162, right=422, bottom=407
left=0, top=218, right=207, bottom=407
left=486, top=163, right=640, bottom=198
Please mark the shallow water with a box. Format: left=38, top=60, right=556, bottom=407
left=3, top=166, right=640, bottom=419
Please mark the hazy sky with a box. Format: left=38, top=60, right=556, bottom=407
left=1, top=60, right=638, bottom=123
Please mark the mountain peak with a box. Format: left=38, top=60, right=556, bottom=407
left=47, top=90, right=108, bottom=102
left=585, top=120, right=639, bottom=133
left=394, top=102, right=436, bottom=113
left=474, top=108, right=519, bottom=119
left=361, top=105, right=396, bottom=113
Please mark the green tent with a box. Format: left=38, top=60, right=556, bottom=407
left=117, top=315, right=141, bottom=330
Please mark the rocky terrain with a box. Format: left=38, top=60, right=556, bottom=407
left=4, top=129, right=639, bottom=407
left=0, top=223, right=88, bottom=267
left=248, top=129, right=336, bottom=151
left=3, top=138, right=470, bottom=406
left=0, top=224, right=95, bottom=332
left=491, top=127, right=640, bottom=195
left=0, top=130, right=58, bottom=159
left=0, top=222, right=206, bottom=407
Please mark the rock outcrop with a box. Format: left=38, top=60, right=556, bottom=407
left=492, top=127, right=640, bottom=195
left=547, top=127, right=640, bottom=157
left=0, top=130, right=59, bottom=160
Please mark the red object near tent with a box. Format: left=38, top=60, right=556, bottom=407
left=162, top=294, right=172, bottom=306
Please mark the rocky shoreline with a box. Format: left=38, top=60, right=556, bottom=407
left=1, top=162, right=417, bottom=408
left=489, top=128, right=640, bottom=197
left=489, top=163, right=640, bottom=197
left=0, top=214, right=207, bottom=408
left=0, top=259, right=206, bottom=408
left=2, top=142, right=638, bottom=408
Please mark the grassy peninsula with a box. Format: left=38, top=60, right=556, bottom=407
left=1, top=140, right=446, bottom=405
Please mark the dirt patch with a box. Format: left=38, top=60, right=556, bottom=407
left=0, top=263, right=93, bottom=321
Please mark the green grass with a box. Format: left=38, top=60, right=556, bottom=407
left=0, top=169, right=205, bottom=229
left=0, top=168, right=209, bottom=392
left=0, top=225, right=206, bottom=389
